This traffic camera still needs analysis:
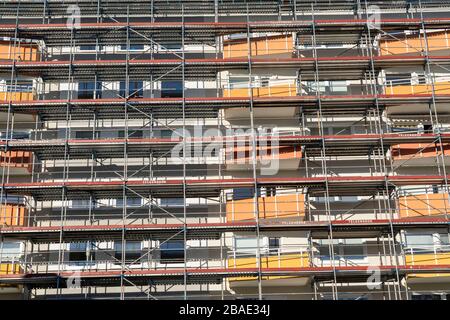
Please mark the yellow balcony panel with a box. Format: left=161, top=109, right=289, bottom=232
left=380, top=31, right=450, bottom=56
left=228, top=253, right=310, bottom=282
left=223, top=84, right=297, bottom=98
left=398, top=193, right=450, bottom=218
left=226, top=193, right=305, bottom=222
left=0, top=204, right=28, bottom=227
left=405, top=253, right=450, bottom=284
left=386, top=82, right=450, bottom=95
left=224, top=34, right=293, bottom=59
left=0, top=151, right=33, bottom=176
left=406, top=252, right=450, bottom=265
left=0, top=263, right=22, bottom=275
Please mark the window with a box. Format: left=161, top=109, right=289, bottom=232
left=330, top=127, right=352, bottom=135
left=161, top=81, right=183, bottom=98
left=78, top=82, right=102, bottom=99
left=75, top=131, right=100, bottom=139
left=160, top=198, right=184, bottom=207
left=229, top=76, right=256, bottom=89
left=329, top=81, right=347, bottom=94
left=440, top=233, right=450, bottom=246
left=405, top=233, right=435, bottom=253
left=316, top=239, right=366, bottom=260
left=235, top=237, right=258, bottom=255
left=71, top=199, right=97, bottom=209
left=118, top=130, right=143, bottom=139
left=80, top=45, right=98, bottom=51
left=160, top=240, right=185, bottom=262
left=337, top=196, right=358, bottom=202
left=160, top=43, right=182, bottom=51
left=342, top=240, right=365, bottom=259
left=159, top=130, right=174, bottom=139
left=120, top=44, right=144, bottom=51
left=317, top=241, right=337, bottom=259
left=412, top=294, right=443, bottom=300
left=119, top=81, right=144, bottom=98
left=116, top=197, right=142, bottom=208
left=260, top=77, right=270, bottom=87
left=268, top=237, right=280, bottom=255
left=3, top=196, right=24, bottom=205
left=1, top=80, right=33, bottom=93
left=114, top=241, right=142, bottom=262
left=69, top=242, right=88, bottom=263
left=0, top=131, right=30, bottom=140
left=385, top=73, right=411, bottom=86
left=233, top=188, right=261, bottom=201
left=406, top=234, right=434, bottom=247
left=1, top=242, right=21, bottom=260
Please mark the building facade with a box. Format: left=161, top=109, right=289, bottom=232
left=0, top=0, right=450, bottom=300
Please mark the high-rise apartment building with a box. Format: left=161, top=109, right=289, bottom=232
left=0, top=0, right=450, bottom=300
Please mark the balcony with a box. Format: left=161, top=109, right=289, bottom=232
left=223, top=83, right=297, bottom=98
left=391, top=143, right=450, bottom=166
left=385, top=82, right=450, bottom=95
left=0, top=41, right=40, bottom=62
left=398, top=193, right=450, bottom=218
left=0, top=151, right=33, bottom=175
left=223, top=34, right=293, bottom=59
left=228, top=251, right=310, bottom=283
left=405, top=249, right=450, bottom=284
left=0, top=204, right=28, bottom=227
left=0, top=263, right=22, bottom=275
left=379, top=31, right=450, bottom=56
left=224, top=145, right=302, bottom=172
left=226, top=193, right=305, bottom=222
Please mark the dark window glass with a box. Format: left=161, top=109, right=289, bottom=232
left=78, top=82, right=102, bottom=99
left=160, top=130, right=174, bottom=139
left=118, top=130, right=143, bottom=139
left=120, top=81, right=143, bottom=98
left=268, top=237, right=280, bottom=255
left=80, top=45, right=97, bottom=51
left=75, top=131, right=100, bottom=139
left=114, top=241, right=142, bottom=262
left=120, top=44, right=144, bottom=51
left=69, top=243, right=87, bottom=263
left=161, top=43, right=182, bottom=50
left=233, top=188, right=261, bottom=201
left=160, top=240, right=185, bottom=262
left=412, top=294, right=442, bottom=300
left=161, top=81, right=183, bottom=98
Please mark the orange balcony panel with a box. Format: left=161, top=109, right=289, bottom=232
left=224, top=34, right=293, bottom=58
left=398, top=193, right=449, bottom=218
left=0, top=151, right=33, bottom=173
left=391, top=143, right=450, bottom=161
left=386, top=82, right=450, bottom=95
left=225, top=145, right=302, bottom=164
left=226, top=193, right=305, bottom=222
left=380, top=31, right=450, bottom=56
left=0, top=92, right=34, bottom=102
left=228, top=253, right=310, bottom=281
left=0, top=204, right=28, bottom=227
left=223, top=84, right=297, bottom=98
left=0, top=41, right=40, bottom=62
left=0, top=263, right=22, bottom=275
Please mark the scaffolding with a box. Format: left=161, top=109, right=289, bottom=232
left=0, top=0, right=450, bottom=300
